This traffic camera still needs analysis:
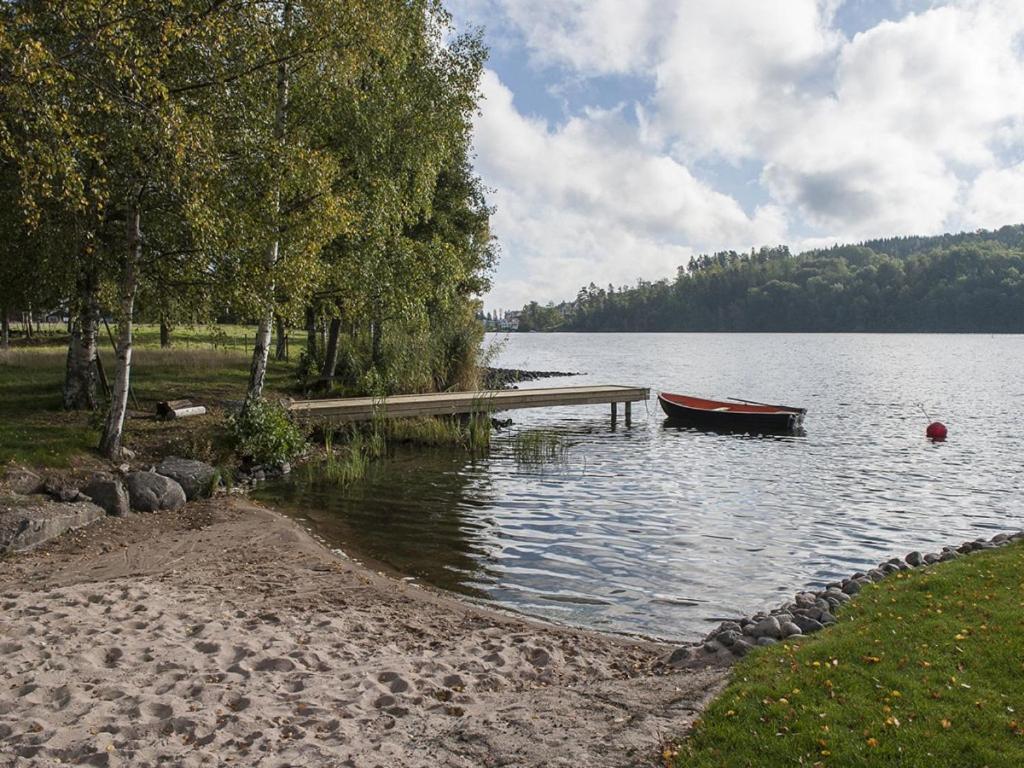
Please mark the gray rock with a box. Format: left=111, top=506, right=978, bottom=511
left=939, top=550, right=959, bottom=562
left=714, top=630, right=741, bottom=648
left=0, top=496, right=104, bottom=554
left=866, top=569, right=886, bottom=582
left=992, top=533, right=1010, bottom=543
left=841, top=580, right=861, bottom=595
left=779, top=621, right=803, bottom=638
left=792, top=615, right=824, bottom=634
left=155, top=457, right=217, bottom=501
left=81, top=474, right=130, bottom=517
left=756, top=637, right=777, bottom=646
left=717, top=621, right=742, bottom=634
left=905, top=551, right=923, bottom=567
left=43, top=477, right=85, bottom=503
left=731, top=638, right=755, bottom=657
left=771, top=612, right=794, bottom=624
left=923, top=552, right=941, bottom=564
left=794, top=591, right=818, bottom=608
left=750, top=616, right=782, bottom=640
left=702, top=640, right=723, bottom=654
left=125, top=472, right=186, bottom=512
left=819, top=611, right=837, bottom=625
left=4, top=468, right=43, bottom=495
left=660, top=646, right=693, bottom=668
left=880, top=562, right=900, bottom=574
left=280, top=462, right=291, bottom=475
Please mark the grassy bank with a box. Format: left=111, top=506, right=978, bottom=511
left=677, top=542, right=1024, bottom=767
left=0, top=344, right=295, bottom=467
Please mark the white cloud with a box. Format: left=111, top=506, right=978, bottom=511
left=474, top=70, right=787, bottom=307
left=653, top=0, right=843, bottom=161
left=451, top=0, right=1024, bottom=307
left=963, top=163, right=1024, bottom=230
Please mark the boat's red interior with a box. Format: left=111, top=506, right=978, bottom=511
left=659, top=393, right=798, bottom=414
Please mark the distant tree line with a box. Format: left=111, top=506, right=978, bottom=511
left=521, top=226, right=1024, bottom=332
left=0, top=0, right=495, bottom=458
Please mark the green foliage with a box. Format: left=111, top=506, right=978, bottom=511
left=679, top=542, right=1024, bottom=768
left=228, top=397, right=307, bottom=466
left=537, top=226, right=1024, bottom=332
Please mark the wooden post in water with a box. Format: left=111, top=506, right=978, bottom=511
left=610, top=401, right=618, bottom=428
left=625, top=401, right=632, bottom=428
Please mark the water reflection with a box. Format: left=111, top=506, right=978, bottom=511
left=662, top=417, right=807, bottom=438
left=259, top=334, right=1024, bottom=642
left=260, top=448, right=499, bottom=600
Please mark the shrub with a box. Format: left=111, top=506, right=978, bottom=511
left=229, top=397, right=307, bottom=466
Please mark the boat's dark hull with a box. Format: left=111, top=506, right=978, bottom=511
left=658, top=395, right=804, bottom=431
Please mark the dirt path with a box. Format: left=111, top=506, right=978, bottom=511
left=0, top=499, right=727, bottom=767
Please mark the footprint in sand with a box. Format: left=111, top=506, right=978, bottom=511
left=526, top=647, right=551, bottom=668
left=376, top=672, right=410, bottom=693
left=194, top=640, right=220, bottom=655
left=144, top=701, right=174, bottom=719
left=253, top=657, right=295, bottom=673
left=224, top=693, right=251, bottom=712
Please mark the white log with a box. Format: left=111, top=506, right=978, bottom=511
left=169, top=406, right=207, bottom=420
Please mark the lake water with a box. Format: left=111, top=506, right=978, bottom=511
left=259, top=333, right=1024, bottom=641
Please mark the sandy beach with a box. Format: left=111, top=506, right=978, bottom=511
left=0, top=498, right=726, bottom=767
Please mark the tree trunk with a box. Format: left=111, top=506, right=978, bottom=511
left=159, top=317, right=171, bottom=348
left=24, top=309, right=32, bottom=340
left=99, top=198, right=140, bottom=459
left=274, top=314, right=287, bottom=360
left=245, top=0, right=290, bottom=407
left=63, top=262, right=100, bottom=410
left=371, top=316, right=383, bottom=370
left=1, top=308, right=9, bottom=350
left=247, top=293, right=275, bottom=403
left=320, top=317, right=342, bottom=384
left=305, top=305, right=318, bottom=360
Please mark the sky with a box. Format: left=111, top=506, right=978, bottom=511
left=445, top=0, right=1024, bottom=312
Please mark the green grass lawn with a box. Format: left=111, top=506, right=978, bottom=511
left=0, top=328, right=298, bottom=467
left=677, top=542, right=1024, bottom=767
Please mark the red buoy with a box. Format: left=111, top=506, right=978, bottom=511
left=926, top=421, right=947, bottom=441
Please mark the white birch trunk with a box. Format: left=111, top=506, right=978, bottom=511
left=98, top=199, right=140, bottom=459
left=245, top=0, right=291, bottom=406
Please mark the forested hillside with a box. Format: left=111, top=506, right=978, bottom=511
left=520, top=226, right=1024, bottom=332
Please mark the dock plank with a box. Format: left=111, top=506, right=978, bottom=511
left=287, top=385, right=649, bottom=423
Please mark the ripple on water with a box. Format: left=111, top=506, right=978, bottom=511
left=256, top=333, right=1024, bottom=641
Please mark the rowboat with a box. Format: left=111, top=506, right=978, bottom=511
left=658, top=392, right=805, bottom=432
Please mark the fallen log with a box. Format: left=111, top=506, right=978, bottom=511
left=167, top=405, right=206, bottom=420
left=157, top=399, right=205, bottom=420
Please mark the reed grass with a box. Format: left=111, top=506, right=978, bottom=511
left=507, top=428, right=573, bottom=468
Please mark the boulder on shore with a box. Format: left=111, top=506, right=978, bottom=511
left=81, top=474, right=130, bottom=517
left=125, top=472, right=186, bottom=512
left=0, top=495, right=104, bottom=554
left=4, top=468, right=44, bottom=496
left=155, top=457, right=217, bottom=501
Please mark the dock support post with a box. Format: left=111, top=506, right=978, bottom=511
left=610, top=401, right=617, bottom=428
left=625, top=401, right=632, bottom=428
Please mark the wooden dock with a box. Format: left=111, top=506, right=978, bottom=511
left=287, top=385, right=650, bottom=426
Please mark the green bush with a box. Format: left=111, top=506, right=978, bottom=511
left=229, top=397, right=307, bottom=466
